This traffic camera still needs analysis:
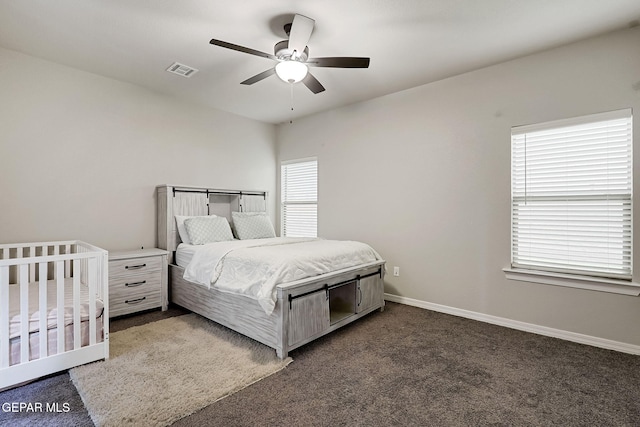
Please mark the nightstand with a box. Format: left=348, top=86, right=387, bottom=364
left=108, top=248, right=168, bottom=317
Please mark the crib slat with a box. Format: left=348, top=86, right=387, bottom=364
left=56, top=261, right=65, bottom=354
left=29, top=246, right=36, bottom=282
left=88, top=258, right=97, bottom=346
left=53, top=245, right=59, bottom=281
left=73, top=259, right=81, bottom=350
left=0, top=266, right=9, bottom=368
left=38, top=262, right=48, bottom=358
left=65, top=244, right=71, bottom=279
left=19, top=264, right=29, bottom=364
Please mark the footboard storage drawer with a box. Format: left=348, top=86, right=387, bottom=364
left=288, top=290, right=330, bottom=347
left=357, top=270, right=384, bottom=314
left=109, top=249, right=168, bottom=317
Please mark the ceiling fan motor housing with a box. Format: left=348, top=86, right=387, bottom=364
left=274, top=40, right=309, bottom=62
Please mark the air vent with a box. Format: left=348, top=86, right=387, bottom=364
left=166, top=62, right=199, bottom=78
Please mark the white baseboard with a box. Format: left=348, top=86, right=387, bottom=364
left=384, top=293, right=640, bottom=356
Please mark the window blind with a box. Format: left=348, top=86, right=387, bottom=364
left=281, top=159, right=317, bottom=237
left=511, top=109, right=632, bottom=279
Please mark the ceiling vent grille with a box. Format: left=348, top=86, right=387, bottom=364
left=166, top=62, right=199, bottom=78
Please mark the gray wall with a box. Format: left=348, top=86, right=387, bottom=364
left=0, top=47, right=276, bottom=251
left=2, top=25, right=639, bottom=348
left=276, top=27, right=640, bottom=346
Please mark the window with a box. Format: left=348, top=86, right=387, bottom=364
left=510, top=109, right=632, bottom=280
left=281, top=158, right=317, bottom=237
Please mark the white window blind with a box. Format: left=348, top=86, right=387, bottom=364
left=281, top=159, right=317, bottom=237
left=511, top=109, right=633, bottom=280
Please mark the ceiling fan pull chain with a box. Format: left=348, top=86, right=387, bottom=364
left=289, top=82, right=295, bottom=124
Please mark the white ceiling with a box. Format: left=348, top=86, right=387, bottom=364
left=1, top=1, right=639, bottom=124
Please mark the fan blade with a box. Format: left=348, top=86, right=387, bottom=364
left=210, top=39, right=277, bottom=61
left=307, top=57, right=370, bottom=68
left=302, top=72, right=325, bottom=94
left=240, top=68, right=276, bottom=85
left=288, top=14, right=315, bottom=58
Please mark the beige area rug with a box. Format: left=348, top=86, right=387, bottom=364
left=69, top=314, right=292, bottom=427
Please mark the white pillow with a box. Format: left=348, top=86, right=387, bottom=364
left=175, top=215, right=216, bottom=244
left=232, top=212, right=276, bottom=240
left=184, top=216, right=234, bottom=245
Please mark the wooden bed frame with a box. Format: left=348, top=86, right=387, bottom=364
left=157, top=184, right=385, bottom=358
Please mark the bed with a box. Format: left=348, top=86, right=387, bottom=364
left=0, top=241, right=109, bottom=389
left=157, top=185, right=385, bottom=358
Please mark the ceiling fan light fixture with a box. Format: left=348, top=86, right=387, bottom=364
left=275, top=60, right=308, bottom=83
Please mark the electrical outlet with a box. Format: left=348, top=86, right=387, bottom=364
left=393, top=266, right=400, bottom=277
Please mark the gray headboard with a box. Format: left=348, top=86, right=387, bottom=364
left=156, top=185, right=267, bottom=263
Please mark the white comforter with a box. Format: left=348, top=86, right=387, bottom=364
left=182, top=237, right=381, bottom=314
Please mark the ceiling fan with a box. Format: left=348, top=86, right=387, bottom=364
left=209, top=14, right=370, bottom=94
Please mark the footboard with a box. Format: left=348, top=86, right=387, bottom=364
left=277, top=260, right=385, bottom=358
left=169, top=260, right=385, bottom=359
left=0, top=240, right=109, bottom=389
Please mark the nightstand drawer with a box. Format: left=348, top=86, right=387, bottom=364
left=110, top=284, right=162, bottom=317
left=109, top=256, right=162, bottom=282
left=109, top=276, right=161, bottom=299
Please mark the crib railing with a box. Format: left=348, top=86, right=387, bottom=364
left=0, top=240, right=109, bottom=389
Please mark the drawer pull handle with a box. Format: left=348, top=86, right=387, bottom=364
left=125, top=280, right=146, bottom=287
left=125, top=297, right=146, bottom=304
left=125, top=263, right=146, bottom=270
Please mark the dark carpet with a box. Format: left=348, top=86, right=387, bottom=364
left=2, top=302, right=640, bottom=426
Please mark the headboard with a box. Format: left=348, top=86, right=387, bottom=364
left=156, top=185, right=268, bottom=263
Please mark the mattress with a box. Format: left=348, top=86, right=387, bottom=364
left=176, top=243, right=198, bottom=268
left=179, top=237, right=382, bottom=314
left=7, top=278, right=104, bottom=340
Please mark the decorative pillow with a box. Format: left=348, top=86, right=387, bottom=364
left=232, top=212, right=276, bottom=240
left=175, top=215, right=217, bottom=245
left=183, top=216, right=234, bottom=245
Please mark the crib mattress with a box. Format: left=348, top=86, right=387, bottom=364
left=7, top=278, right=104, bottom=340
left=8, top=316, right=104, bottom=366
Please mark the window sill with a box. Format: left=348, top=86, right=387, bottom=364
left=503, top=268, right=640, bottom=296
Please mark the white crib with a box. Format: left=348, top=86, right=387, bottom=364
left=0, top=240, right=109, bottom=389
